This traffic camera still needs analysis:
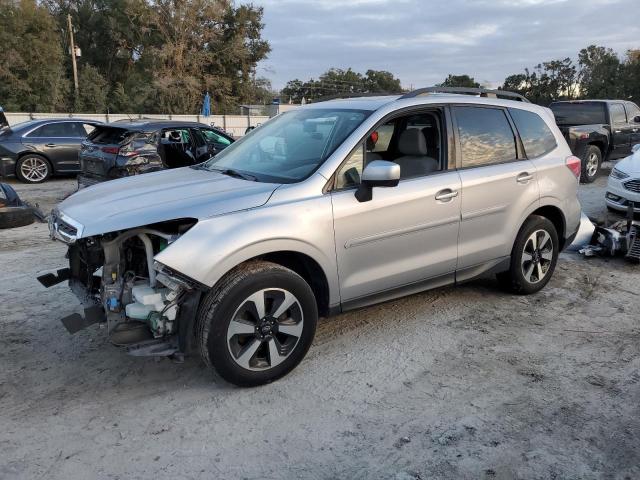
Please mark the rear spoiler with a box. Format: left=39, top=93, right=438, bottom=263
left=0, top=107, right=8, bottom=129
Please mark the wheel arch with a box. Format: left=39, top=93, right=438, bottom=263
left=528, top=205, right=567, bottom=249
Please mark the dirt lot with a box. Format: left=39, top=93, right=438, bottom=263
left=1, top=173, right=639, bottom=480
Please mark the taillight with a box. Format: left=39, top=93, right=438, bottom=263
left=566, top=155, right=581, bottom=180
left=101, top=146, right=119, bottom=154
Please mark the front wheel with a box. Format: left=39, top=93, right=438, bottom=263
left=497, top=215, right=559, bottom=295
left=196, top=261, right=318, bottom=387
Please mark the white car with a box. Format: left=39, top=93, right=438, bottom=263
left=606, top=144, right=640, bottom=213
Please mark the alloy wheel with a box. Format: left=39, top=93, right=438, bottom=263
left=586, top=152, right=599, bottom=178
left=226, top=288, right=304, bottom=371
left=20, top=157, right=49, bottom=182
left=521, top=229, right=554, bottom=284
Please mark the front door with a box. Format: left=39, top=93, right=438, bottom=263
left=610, top=103, right=631, bottom=159
left=330, top=108, right=460, bottom=307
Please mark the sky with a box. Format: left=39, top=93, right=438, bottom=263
left=244, top=0, right=640, bottom=91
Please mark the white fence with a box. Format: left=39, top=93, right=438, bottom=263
left=4, top=112, right=271, bottom=138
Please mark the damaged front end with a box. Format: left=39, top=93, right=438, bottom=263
left=40, top=213, right=203, bottom=358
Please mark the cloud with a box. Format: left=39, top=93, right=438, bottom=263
left=245, top=0, right=640, bottom=89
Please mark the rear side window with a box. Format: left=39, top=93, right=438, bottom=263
left=26, top=122, right=78, bottom=138
left=610, top=104, right=627, bottom=124
left=509, top=108, right=557, bottom=158
left=454, top=107, right=517, bottom=168
left=88, top=127, right=134, bottom=145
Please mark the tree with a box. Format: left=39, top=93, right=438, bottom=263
left=438, top=74, right=480, bottom=88
left=0, top=0, right=70, bottom=111
left=500, top=58, right=578, bottom=104
left=281, top=68, right=403, bottom=103
left=578, top=45, right=622, bottom=99
left=75, top=65, right=108, bottom=112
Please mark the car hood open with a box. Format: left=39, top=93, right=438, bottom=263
left=57, top=167, right=280, bottom=237
left=617, top=150, right=640, bottom=175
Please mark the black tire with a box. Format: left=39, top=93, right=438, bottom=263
left=0, top=207, right=35, bottom=229
left=15, top=154, right=52, bottom=184
left=580, top=145, right=601, bottom=184
left=497, top=215, right=559, bottom=295
left=196, top=260, right=318, bottom=387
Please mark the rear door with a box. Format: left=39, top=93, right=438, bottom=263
left=610, top=103, right=631, bottom=158
left=452, top=105, right=539, bottom=274
left=23, top=122, right=85, bottom=172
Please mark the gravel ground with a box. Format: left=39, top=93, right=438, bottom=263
left=1, top=172, right=639, bottom=480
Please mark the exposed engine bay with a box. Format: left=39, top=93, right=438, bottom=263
left=39, top=219, right=202, bottom=357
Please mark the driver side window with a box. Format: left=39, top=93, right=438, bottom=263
left=334, top=109, right=444, bottom=190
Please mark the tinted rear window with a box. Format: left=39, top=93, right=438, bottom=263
left=550, top=102, right=607, bottom=125
left=87, top=126, right=135, bottom=145
left=509, top=108, right=557, bottom=158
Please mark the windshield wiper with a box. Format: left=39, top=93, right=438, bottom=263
left=211, top=168, right=258, bottom=182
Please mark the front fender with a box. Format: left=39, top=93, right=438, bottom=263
left=154, top=193, right=340, bottom=306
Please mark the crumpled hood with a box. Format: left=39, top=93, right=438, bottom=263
left=617, top=150, right=640, bottom=175
left=57, top=167, right=279, bottom=237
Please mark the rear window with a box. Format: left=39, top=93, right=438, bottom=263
left=549, top=102, right=607, bottom=125
left=509, top=108, right=557, bottom=158
left=87, top=126, right=135, bottom=145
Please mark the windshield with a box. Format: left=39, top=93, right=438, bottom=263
left=198, top=108, right=370, bottom=183
left=550, top=102, right=607, bottom=126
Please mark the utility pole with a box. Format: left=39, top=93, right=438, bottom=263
left=67, top=14, right=79, bottom=94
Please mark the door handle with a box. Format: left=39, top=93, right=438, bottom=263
left=516, top=172, right=533, bottom=184
left=435, top=189, right=459, bottom=202
left=614, top=130, right=622, bottom=134
left=633, top=128, right=639, bottom=133
left=45, top=143, right=56, bottom=147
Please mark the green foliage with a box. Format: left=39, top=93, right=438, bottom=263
left=437, top=74, right=480, bottom=88
left=0, top=0, right=70, bottom=111
left=281, top=68, right=402, bottom=103
left=74, top=65, right=108, bottom=112
left=1, top=0, right=270, bottom=113
left=500, top=46, right=639, bottom=105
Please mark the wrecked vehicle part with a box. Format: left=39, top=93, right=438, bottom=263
left=44, top=218, right=203, bottom=355
left=0, top=182, right=45, bottom=229
left=567, top=212, right=596, bottom=251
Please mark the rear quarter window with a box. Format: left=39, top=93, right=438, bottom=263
left=509, top=108, right=557, bottom=158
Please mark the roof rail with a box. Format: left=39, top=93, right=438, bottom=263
left=311, top=91, right=395, bottom=103
left=400, top=87, right=530, bottom=103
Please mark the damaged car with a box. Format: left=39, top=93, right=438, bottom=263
left=77, top=120, right=234, bottom=188
left=606, top=144, right=640, bottom=214
left=43, top=88, right=581, bottom=387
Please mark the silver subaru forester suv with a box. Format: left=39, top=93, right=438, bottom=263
left=45, top=88, right=581, bottom=386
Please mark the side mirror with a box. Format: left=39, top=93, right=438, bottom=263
left=634, top=115, right=640, bottom=124
left=632, top=144, right=640, bottom=154
left=355, top=160, right=400, bottom=202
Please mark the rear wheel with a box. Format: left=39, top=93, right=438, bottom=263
left=497, top=215, right=559, bottom=295
left=16, top=154, right=51, bottom=183
left=580, top=145, right=601, bottom=184
left=196, top=260, right=318, bottom=387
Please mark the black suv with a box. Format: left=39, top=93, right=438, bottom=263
left=78, top=120, right=235, bottom=187
left=550, top=100, right=640, bottom=183
left=0, top=118, right=102, bottom=183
